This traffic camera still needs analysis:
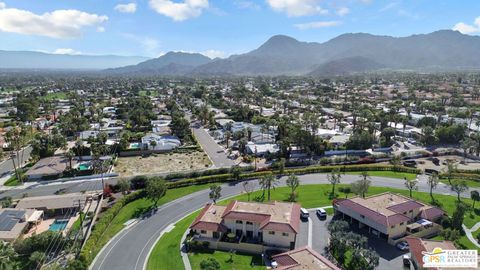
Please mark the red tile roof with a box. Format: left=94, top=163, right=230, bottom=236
left=387, top=200, right=424, bottom=213
left=272, top=246, right=341, bottom=270
left=420, top=207, right=444, bottom=220
left=335, top=199, right=410, bottom=227
left=405, top=237, right=456, bottom=270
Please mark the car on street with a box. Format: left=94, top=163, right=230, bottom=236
left=316, top=208, right=327, bottom=219
left=396, top=241, right=409, bottom=251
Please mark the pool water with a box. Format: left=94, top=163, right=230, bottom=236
left=78, top=163, right=91, bottom=171
left=129, top=142, right=142, bottom=149
left=49, top=219, right=68, bottom=231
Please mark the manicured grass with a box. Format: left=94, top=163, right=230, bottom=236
left=89, top=184, right=210, bottom=262
left=345, top=170, right=418, bottom=180
left=43, top=92, right=68, bottom=100
left=3, top=175, right=21, bottom=186
left=147, top=211, right=198, bottom=270
left=440, top=178, right=480, bottom=188
left=189, top=250, right=264, bottom=270
left=147, top=184, right=479, bottom=269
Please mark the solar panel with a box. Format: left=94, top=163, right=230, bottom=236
left=0, top=210, right=26, bottom=231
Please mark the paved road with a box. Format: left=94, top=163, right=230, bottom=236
left=0, top=177, right=117, bottom=199
left=0, top=145, right=32, bottom=177
left=192, top=126, right=236, bottom=168
left=91, top=174, right=477, bottom=270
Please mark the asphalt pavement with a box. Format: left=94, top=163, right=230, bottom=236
left=192, top=126, right=236, bottom=168
left=90, top=173, right=477, bottom=270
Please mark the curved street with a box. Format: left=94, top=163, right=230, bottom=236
left=90, top=173, right=477, bottom=270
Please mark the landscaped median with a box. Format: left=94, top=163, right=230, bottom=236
left=145, top=184, right=480, bottom=270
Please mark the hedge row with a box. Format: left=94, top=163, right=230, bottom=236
left=439, top=172, right=480, bottom=182
left=165, top=165, right=420, bottom=189
left=164, top=166, right=254, bottom=180
left=283, top=164, right=420, bottom=175
left=80, top=190, right=145, bottom=265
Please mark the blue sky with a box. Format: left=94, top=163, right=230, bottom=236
left=0, top=0, right=479, bottom=58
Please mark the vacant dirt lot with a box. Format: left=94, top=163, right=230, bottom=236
left=115, top=151, right=211, bottom=177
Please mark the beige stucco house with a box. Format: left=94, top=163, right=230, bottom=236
left=189, top=200, right=301, bottom=253
left=333, top=192, right=444, bottom=245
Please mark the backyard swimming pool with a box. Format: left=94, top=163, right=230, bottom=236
left=129, top=142, right=142, bottom=149
left=78, top=163, right=92, bottom=171
left=49, top=219, right=69, bottom=232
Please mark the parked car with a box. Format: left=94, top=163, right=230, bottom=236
left=300, top=208, right=309, bottom=219
left=396, top=241, right=409, bottom=251
left=316, top=208, right=327, bottom=219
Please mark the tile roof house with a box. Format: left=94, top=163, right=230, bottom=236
left=405, top=237, right=478, bottom=270
left=190, top=200, right=301, bottom=253
left=333, top=193, right=444, bottom=245
left=272, top=246, right=341, bottom=270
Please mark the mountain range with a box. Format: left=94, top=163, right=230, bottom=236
left=0, top=50, right=148, bottom=70
left=1, top=30, right=480, bottom=75
left=108, top=30, right=480, bottom=76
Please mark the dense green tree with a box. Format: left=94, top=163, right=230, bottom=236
left=145, top=177, right=167, bottom=207
left=209, top=184, right=222, bottom=204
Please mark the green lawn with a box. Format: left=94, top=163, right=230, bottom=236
left=440, top=178, right=480, bottom=188
left=4, top=174, right=21, bottom=186
left=189, top=250, right=264, bottom=270
left=147, top=211, right=198, bottom=270
left=43, top=92, right=68, bottom=100
left=147, top=184, right=479, bottom=270
left=345, top=171, right=418, bottom=180
left=87, top=184, right=210, bottom=263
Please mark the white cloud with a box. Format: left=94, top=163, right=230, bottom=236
left=336, top=7, right=350, bottom=16
left=0, top=6, right=107, bottom=39
left=149, top=0, right=209, bottom=21
left=114, top=3, right=137, bottom=13
left=0, top=2, right=5, bottom=9
left=52, top=48, right=82, bottom=55
left=266, top=0, right=328, bottom=17
left=201, top=50, right=225, bottom=59
left=294, top=20, right=341, bottom=30
left=452, top=17, right=480, bottom=34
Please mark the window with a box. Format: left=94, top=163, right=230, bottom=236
left=400, top=222, right=404, bottom=226
left=236, top=220, right=243, bottom=224
left=403, top=212, right=407, bottom=215
left=268, top=231, right=275, bottom=235
left=200, top=230, right=207, bottom=234
left=282, top=232, right=289, bottom=237
left=409, top=210, right=413, bottom=213
left=360, top=215, right=365, bottom=219
left=246, top=221, right=253, bottom=225
left=391, top=225, right=395, bottom=228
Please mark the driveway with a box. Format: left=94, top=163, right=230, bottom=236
left=192, top=126, right=236, bottom=168
left=307, top=212, right=407, bottom=270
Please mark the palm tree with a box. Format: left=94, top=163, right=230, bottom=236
left=259, top=173, right=278, bottom=201
left=427, top=173, right=439, bottom=202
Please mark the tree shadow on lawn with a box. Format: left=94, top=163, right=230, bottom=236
left=136, top=205, right=157, bottom=219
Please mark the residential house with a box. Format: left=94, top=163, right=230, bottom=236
left=141, top=133, right=181, bottom=151
left=190, top=200, right=301, bottom=253
left=333, top=193, right=444, bottom=245
left=0, top=208, right=43, bottom=242
left=405, top=237, right=478, bottom=270
left=272, top=246, right=341, bottom=270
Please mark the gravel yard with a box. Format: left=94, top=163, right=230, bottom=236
left=115, top=151, right=211, bottom=177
